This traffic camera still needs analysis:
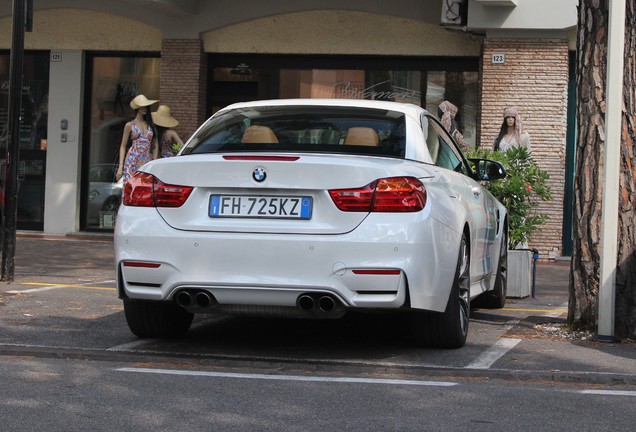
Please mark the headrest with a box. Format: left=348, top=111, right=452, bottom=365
left=344, top=127, right=379, bottom=147
left=242, top=125, right=278, bottom=143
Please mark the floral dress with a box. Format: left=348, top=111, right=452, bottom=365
left=123, top=122, right=154, bottom=183
left=159, top=132, right=176, bottom=158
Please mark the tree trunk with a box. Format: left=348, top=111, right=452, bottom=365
left=569, top=0, right=636, bottom=339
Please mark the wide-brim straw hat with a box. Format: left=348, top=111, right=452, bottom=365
left=151, top=104, right=179, bottom=128
left=130, top=94, right=159, bottom=110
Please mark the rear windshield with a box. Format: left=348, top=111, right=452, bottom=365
left=182, top=105, right=407, bottom=158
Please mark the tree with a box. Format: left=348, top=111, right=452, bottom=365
left=569, top=0, right=636, bottom=338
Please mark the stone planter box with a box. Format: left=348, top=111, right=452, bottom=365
left=507, top=249, right=533, bottom=298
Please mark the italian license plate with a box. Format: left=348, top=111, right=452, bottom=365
left=209, top=195, right=313, bottom=219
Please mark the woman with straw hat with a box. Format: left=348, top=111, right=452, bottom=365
left=116, top=94, right=159, bottom=183
left=152, top=104, right=183, bottom=158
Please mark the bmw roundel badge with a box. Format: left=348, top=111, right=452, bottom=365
left=252, top=167, right=266, bottom=182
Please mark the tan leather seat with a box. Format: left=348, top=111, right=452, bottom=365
left=242, top=125, right=278, bottom=143
left=344, top=127, right=379, bottom=147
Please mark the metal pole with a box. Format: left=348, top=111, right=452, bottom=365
left=531, top=258, right=536, bottom=299
left=597, top=0, right=625, bottom=340
left=1, top=0, right=26, bottom=282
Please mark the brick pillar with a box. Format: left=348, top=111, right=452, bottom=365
left=479, top=38, right=569, bottom=258
left=159, top=39, right=207, bottom=140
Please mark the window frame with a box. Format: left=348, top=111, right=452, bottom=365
left=422, top=114, right=474, bottom=178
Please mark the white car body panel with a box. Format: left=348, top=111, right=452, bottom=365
left=150, top=153, right=434, bottom=235
left=116, top=204, right=457, bottom=311
left=115, top=98, right=506, bottom=320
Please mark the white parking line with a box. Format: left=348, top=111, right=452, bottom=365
left=578, top=390, right=636, bottom=397
left=107, top=340, right=159, bottom=351
left=116, top=367, right=458, bottom=387
left=7, top=285, right=63, bottom=294
left=545, top=302, right=569, bottom=318
left=465, top=337, right=522, bottom=369
left=7, top=282, right=116, bottom=294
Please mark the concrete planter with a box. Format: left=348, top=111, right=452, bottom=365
left=507, top=249, right=533, bottom=298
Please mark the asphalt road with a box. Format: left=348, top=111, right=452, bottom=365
left=0, top=236, right=635, bottom=430
left=1, top=354, right=635, bottom=432
left=1, top=237, right=635, bottom=381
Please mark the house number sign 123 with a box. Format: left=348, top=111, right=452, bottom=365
left=491, top=53, right=505, bottom=64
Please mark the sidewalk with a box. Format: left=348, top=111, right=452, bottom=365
left=490, top=262, right=636, bottom=383
left=11, top=232, right=115, bottom=282
left=2, top=233, right=636, bottom=385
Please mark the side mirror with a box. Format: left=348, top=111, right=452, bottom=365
left=468, top=158, right=507, bottom=181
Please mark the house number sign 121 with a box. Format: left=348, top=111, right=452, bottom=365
left=491, top=53, right=505, bottom=64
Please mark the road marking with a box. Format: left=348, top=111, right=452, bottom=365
left=578, top=390, right=636, bottom=397
left=502, top=307, right=568, bottom=314
left=107, top=340, right=157, bottom=351
left=116, top=367, right=458, bottom=387
left=7, top=282, right=116, bottom=294
left=544, top=302, right=569, bottom=318
left=465, top=337, right=521, bottom=369
left=6, top=285, right=62, bottom=294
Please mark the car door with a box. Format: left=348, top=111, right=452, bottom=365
left=422, top=115, right=498, bottom=282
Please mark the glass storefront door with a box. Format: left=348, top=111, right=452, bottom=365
left=0, top=51, right=49, bottom=231
left=81, top=54, right=160, bottom=230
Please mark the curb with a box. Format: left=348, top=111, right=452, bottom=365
left=17, top=231, right=113, bottom=242
left=1, top=343, right=634, bottom=387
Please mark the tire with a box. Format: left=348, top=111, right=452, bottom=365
left=474, top=230, right=508, bottom=309
left=412, top=234, right=470, bottom=348
left=123, top=298, right=193, bottom=338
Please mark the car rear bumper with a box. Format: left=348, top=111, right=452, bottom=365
left=115, top=207, right=460, bottom=313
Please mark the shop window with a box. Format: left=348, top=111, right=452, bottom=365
left=277, top=69, right=476, bottom=147
left=279, top=69, right=422, bottom=104
left=0, top=51, right=49, bottom=230
left=209, top=59, right=477, bottom=149
left=425, top=71, right=478, bottom=148
left=82, top=55, right=160, bottom=230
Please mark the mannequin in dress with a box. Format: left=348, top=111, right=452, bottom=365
left=152, top=104, right=183, bottom=158
left=116, top=94, right=159, bottom=183
left=493, top=107, right=531, bottom=152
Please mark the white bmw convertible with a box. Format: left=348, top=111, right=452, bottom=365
left=114, top=99, right=508, bottom=348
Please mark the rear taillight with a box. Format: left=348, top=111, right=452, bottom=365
left=123, top=172, right=193, bottom=207
left=329, top=177, right=426, bottom=212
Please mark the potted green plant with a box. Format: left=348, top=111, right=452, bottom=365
left=468, top=146, right=552, bottom=297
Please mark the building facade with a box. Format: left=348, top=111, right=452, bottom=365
left=0, top=0, right=576, bottom=257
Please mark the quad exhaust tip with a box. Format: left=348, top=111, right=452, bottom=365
left=297, top=294, right=315, bottom=311
left=176, top=290, right=217, bottom=308
left=318, top=295, right=335, bottom=312
left=176, top=291, right=193, bottom=307
left=195, top=291, right=214, bottom=308
left=176, top=290, right=341, bottom=317
left=296, top=293, right=343, bottom=317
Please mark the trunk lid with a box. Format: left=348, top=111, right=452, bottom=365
left=143, top=153, right=433, bottom=234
